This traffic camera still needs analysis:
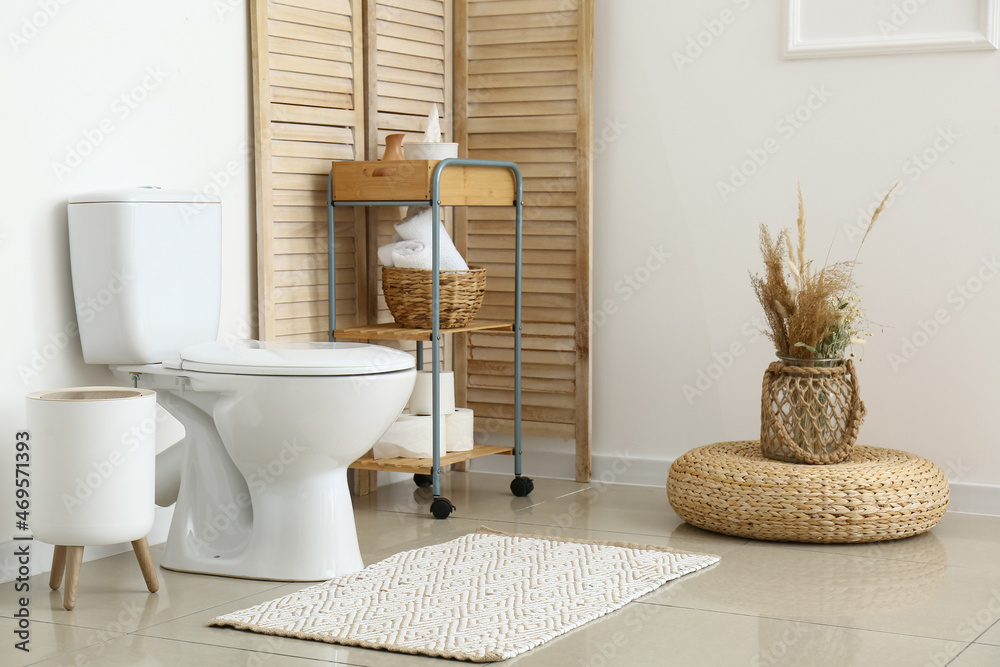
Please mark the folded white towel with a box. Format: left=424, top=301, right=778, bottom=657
left=391, top=241, right=433, bottom=269
left=377, top=242, right=397, bottom=267
left=394, top=206, right=469, bottom=271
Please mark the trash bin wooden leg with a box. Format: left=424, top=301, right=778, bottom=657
left=63, top=546, right=84, bottom=611
left=131, top=537, right=159, bottom=593
left=49, top=545, right=67, bottom=590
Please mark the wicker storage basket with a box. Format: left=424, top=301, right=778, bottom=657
left=382, top=266, right=486, bottom=329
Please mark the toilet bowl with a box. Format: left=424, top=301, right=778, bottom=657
left=117, top=341, right=414, bottom=580
left=68, top=189, right=415, bottom=581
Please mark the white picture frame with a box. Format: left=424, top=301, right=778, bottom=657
left=783, top=0, right=1000, bottom=59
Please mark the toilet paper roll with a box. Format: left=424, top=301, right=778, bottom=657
left=373, top=413, right=444, bottom=459
left=407, top=371, right=455, bottom=416
left=445, top=408, right=474, bottom=452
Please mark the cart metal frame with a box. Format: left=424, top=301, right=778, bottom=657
left=329, top=159, right=527, bottom=515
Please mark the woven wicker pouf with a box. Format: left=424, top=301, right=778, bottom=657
left=667, top=440, right=949, bottom=543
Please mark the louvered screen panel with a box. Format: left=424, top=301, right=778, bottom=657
left=365, top=0, right=452, bottom=368
left=253, top=0, right=367, bottom=341
left=455, top=0, right=593, bottom=479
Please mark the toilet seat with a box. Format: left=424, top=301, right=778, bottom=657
left=167, top=340, right=414, bottom=376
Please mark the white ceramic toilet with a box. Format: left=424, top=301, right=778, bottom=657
left=67, top=188, right=416, bottom=581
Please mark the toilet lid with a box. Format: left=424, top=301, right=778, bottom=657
left=171, top=340, right=415, bottom=376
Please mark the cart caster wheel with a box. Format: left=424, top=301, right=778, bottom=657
left=413, top=474, right=432, bottom=488
left=431, top=497, right=455, bottom=520
left=510, top=476, right=534, bottom=497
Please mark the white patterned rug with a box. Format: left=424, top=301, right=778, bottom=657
left=208, top=527, right=719, bottom=662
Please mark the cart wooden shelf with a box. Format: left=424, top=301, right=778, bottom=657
left=333, top=321, right=512, bottom=342
left=330, top=159, right=516, bottom=206
left=328, top=158, right=531, bottom=518
left=349, top=445, right=514, bottom=475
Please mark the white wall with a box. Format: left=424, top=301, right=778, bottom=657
left=586, top=0, right=1000, bottom=512
left=479, top=1, right=1000, bottom=515
left=0, top=0, right=253, bottom=577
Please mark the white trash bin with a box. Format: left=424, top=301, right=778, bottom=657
left=26, top=386, right=159, bottom=609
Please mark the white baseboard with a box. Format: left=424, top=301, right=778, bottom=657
left=468, top=445, right=671, bottom=487
left=947, top=481, right=1000, bottom=516
left=470, top=448, right=1000, bottom=516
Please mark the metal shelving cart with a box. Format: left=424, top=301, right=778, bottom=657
left=328, top=158, right=532, bottom=519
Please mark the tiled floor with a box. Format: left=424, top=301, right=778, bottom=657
left=3, top=471, right=1000, bottom=666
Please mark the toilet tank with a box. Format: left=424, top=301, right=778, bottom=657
left=68, top=188, right=222, bottom=365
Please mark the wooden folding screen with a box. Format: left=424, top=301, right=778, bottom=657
left=252, top=0, right=592, bottom=480
left=454, top=0, right=592, bottom=480
left=251, top=0, right=367, bottom=340
left=365, top=0, right=453, bottom=339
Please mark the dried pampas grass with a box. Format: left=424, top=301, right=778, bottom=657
left=751, top=184, right=895, bottom=359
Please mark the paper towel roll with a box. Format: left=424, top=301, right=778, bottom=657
left=407, top=371, right=455, bottom=416
left=445, top=408, right=474, bottom=452
left=373, top=413, right=444, bottom=459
